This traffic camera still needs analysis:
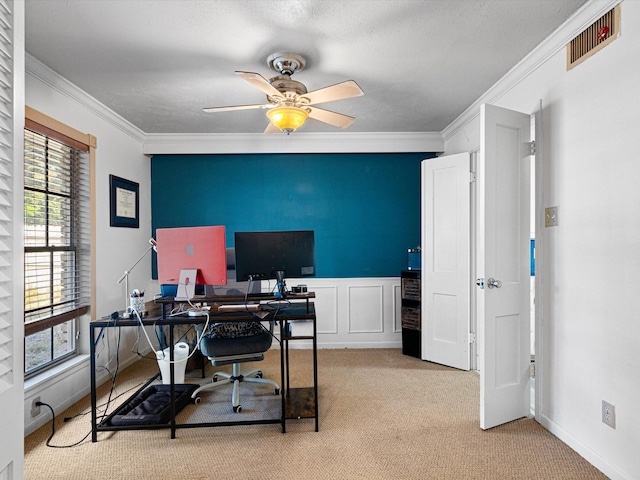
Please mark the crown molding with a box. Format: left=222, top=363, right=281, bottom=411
left=442, top=0, right=621, bottom=142
left=26, top=52, right=443, bottom=155
left=25, top=1, right=617, bottom=155
left=26, top=54, right=146, bottom=143
left=142, top=131, right=444, bottom=155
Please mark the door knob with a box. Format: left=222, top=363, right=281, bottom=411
left=487, top=278, right=502, bottom=289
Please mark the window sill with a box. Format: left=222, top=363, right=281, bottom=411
left=24, top=354, right=90, bottom=393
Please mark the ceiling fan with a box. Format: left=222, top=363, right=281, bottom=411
left=203, top=52, right=364, bottom=134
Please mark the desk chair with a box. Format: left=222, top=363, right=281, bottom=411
left=191, top=320, right=280, bottom=412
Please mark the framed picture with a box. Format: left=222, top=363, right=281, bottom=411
left=109, top=175, right=139, bottom=228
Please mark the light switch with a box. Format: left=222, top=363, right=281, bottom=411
left=545, top=206, right=558, bottom=227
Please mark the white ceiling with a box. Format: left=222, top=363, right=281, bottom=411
left=25, top=0, right=588, bottom=135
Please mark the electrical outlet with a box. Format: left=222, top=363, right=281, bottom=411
left=602, top=400, right=616, bottom=429
left=31, top=397, right=41, bottom=418
left=545, top=206, right=559, bottom=227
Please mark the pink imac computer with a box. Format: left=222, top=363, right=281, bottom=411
left=156, top=225, right=227, bottom=298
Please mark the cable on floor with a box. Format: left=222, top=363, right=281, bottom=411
left=36, top=401, right=92, bottom=448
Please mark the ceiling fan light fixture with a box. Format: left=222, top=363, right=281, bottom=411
left=266, top=106, right=309, bottom=134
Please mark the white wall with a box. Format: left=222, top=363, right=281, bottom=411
left=23, top=56, right=154, bottom=435
left=443, top=1, right=638, bottom=478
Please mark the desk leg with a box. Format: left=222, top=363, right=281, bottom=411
left=280, top=320, right=286, bottom=433
left=285, top=329, right=291, bottom=393
left=313, top=316, right=319, bottom=432
left=169, top=325, right=176, bottom=439
left=90, top=324, right=98, bottom=442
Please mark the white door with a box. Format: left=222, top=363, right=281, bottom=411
left=478, top=104, right=532, bottom=430
left=421, top=153, right=471, bottom=370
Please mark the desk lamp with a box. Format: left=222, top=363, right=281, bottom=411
left=117, top=238, right=157, bottom=313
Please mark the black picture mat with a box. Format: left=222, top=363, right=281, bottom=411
left=110, top=174, right=139, bottom=228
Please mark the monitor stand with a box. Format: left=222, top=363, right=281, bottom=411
left=175, top=269, right=198, bottom=301
left=200, top=284, right=216, bottom=296
left=275, top=270, right=287, bottom=298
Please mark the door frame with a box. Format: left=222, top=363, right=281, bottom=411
left=533, top=104, right=544, bottom=421
left=470, top=150, right=478, bottom=372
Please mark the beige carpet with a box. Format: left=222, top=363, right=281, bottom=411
left=24, top=349, right=608, bottom=480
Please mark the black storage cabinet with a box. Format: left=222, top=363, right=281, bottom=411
left=401, top=270, right=421, bottom=358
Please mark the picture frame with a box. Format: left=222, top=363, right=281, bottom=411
left=109, top=174, right=139, bottom=228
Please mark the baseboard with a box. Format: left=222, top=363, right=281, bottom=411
left=316, top=341, right=403, bottom=349
left=538, top=413, right=631, bottom=480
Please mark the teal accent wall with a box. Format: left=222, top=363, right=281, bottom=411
left=151, top=152, right=435, bottom=278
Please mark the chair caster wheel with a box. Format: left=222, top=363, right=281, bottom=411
left=233, top=405, right=242, bottom=413
left=192, top=396, right=201, bottom=404
left=212, top=375, right=218, bottom=382
left=256, top=371, right=263, bottom=378
left=274, top=388, right=280, bottom=395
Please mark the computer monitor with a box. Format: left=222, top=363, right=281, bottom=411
left=234, top=230, right=315, bottom=293
left=156, top=226, right=227, bottom=296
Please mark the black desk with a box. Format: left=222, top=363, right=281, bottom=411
left=90, top=293, right=318, bottom=441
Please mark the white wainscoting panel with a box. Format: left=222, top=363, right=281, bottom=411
left=348, top=284, right=384, bottom=333
left=293, top=278, right=402, bottom=349
left=393, top=283, right=403, bottom=333
left=311, top=284, right=338, bottom=334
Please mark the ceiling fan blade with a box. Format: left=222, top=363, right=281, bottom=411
left=302, top=80, right=364, bottom=105
left=202, top=103, right=269, bottom=113
left=236, top=71, right=283, bottom=98
left=307, top=106, right=356, bottom=129
left=264, top=121, right=282, bottom=134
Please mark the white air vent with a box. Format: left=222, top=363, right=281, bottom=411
left=567, top=4, right=620, bottom=70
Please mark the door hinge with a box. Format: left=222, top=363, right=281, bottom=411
left=470, top=172, right=476, bottom=183
left=469, top=333, right=477, bottom=344
left=529, top=141, right=536, bottom=156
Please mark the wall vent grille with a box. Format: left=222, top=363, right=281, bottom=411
left=567, top=4, right=620, bottom=70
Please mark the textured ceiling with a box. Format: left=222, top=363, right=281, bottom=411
left=25, top=0, right=588, bottom=135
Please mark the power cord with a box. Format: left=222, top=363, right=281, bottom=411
left=37, top=378, right=147, bottom=447
left=62, top=381, right=146, bottom=422
left=36, top=401, right=92, bottom=448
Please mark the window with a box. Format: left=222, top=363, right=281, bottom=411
left=23, top=110, right=93, bottom=377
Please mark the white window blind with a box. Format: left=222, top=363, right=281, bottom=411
left=23, top=128, right=90, bottom=337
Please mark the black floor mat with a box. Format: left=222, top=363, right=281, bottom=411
left=106, top=383, right=199, bottom=426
